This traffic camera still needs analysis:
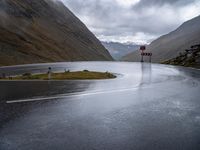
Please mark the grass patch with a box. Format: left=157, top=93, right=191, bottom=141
left=1, top=70, right=116, bottom=80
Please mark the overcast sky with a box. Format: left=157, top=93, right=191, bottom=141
left=60, top=0, right=200, bottom=44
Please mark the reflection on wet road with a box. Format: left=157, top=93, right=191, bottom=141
left=0, top=62, right=200, bottom=150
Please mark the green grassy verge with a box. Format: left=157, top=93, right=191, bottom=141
left=1, top=70, right=116, bottom=80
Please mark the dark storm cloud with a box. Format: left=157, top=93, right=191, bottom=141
left=61, top=0, right=200, bottom=43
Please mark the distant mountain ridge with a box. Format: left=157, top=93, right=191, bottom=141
left=0, top=0, right=113, bottom=66
left=122, top=15, right=200, bottom=62
left=102, top=41, right=139, bottom=60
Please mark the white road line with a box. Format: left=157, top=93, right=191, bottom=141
left=6, top=86, right=142, bottom=104
left=6, top=95, right=75, bottom=104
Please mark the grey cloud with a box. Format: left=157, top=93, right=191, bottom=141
left=134, top=0, right=196, bottom=7
left=61, top=0, right=200, bottom=43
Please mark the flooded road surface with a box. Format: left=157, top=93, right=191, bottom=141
left=0, top=62, right=200, bottom=150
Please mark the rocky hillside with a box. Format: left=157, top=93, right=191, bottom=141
left=122, top=15, right=200, bottom=63
left=163, top=44, right=200, bottom=68
left=0, top=0, right=113, bottom=66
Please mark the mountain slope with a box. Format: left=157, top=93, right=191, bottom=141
left=122, top=15, right=200, bottom=62
left=102, top=41, right=139, bottom=60
left=163, top=44, right=200, bottom=68
left=0, top=0, right=113, bottom=66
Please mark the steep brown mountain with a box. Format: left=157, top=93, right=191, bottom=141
left=0, top=0, right=113, bottom=66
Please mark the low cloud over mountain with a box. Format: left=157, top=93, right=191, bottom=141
left=61, top=0, right=200, bottom=44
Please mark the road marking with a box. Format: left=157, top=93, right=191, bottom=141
left=6, top=95, right=75, bottom=104
left=6, top=86, right=143, bottom=104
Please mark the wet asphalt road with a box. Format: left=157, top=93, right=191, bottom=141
left=0, top=62, right=200, bottom=150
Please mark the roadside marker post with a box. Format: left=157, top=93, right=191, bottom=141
left=48, top=67, right=52, bottom=80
